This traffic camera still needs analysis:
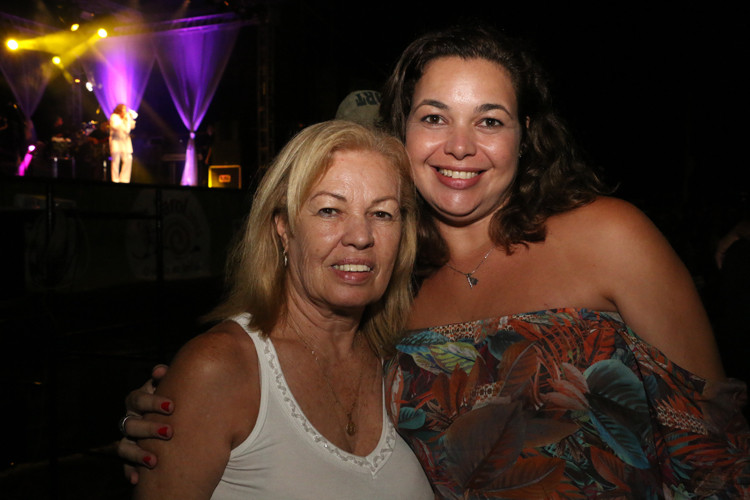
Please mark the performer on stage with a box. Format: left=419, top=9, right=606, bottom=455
left=109, top=103, right=136, bottom=183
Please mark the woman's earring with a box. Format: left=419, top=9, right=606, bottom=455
left=283, top=250, right=288, bottom=267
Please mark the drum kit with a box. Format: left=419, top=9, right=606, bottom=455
left=46, top=119, right=110, bottom=180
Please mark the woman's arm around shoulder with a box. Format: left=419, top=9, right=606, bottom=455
left=575, top=196, right=725, bottom=380
left=133, top=320, right=261, bottom=499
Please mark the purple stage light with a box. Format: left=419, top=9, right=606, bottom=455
left=153, top=23, right=240, bottom=186
left=18, top=145, right=36, bottom=176
left=81, top=33, right=155, bottom=118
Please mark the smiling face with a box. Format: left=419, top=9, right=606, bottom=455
left=276, top=149, right=403, bottom=316
left=405, top=56, right=524, bottom=227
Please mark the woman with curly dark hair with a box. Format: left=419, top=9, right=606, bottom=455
left=379, top=25, right=607, bottom=277
left=379, top=24, right=749, bottom=499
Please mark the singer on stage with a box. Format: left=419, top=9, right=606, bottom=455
left=109, top=103, right=136, bottom=183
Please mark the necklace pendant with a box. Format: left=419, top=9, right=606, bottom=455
left=346, top=418, right=357, bottom=436
left=447, top=247, right=493, bottom=290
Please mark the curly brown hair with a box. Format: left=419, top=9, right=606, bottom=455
left=378, top=24, right=608, bottom=278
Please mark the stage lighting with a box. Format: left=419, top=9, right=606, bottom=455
left=71, top=24, right=80, bottom=31
left=6, top=39, right=19, bottom=50
left=85, top=81, right=94, bottom=92
left=52, top=56, right=61, bottom=65
left=18, top=145, right=36, bottom=176
left=97, top=28, right=108, bottom=38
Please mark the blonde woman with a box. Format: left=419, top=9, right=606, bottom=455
left=132, top=121, right=432, bottom=499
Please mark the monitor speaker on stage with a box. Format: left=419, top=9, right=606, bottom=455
left=208, top=165, right=241, bottom=189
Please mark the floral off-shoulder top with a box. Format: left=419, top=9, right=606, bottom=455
left=385, top=308, right=750, bottom=499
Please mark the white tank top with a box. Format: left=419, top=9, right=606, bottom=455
left=211, top=314, right=433, bottom=499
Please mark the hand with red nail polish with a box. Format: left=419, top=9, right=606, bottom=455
left=122, top=364, right=174, bottom=435
left=117, top=364, right=173, bottom=484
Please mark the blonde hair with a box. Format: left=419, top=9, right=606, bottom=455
left=208, top=120, right=417, bottom=356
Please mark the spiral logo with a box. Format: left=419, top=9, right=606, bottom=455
left=126, top=189, right=211, bottom=280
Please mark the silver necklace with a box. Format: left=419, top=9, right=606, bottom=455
left=445, top=247, right=493, bottom=289
left=291, top=328, right=364, bottom=436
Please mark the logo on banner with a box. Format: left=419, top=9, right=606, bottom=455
left=127, top=190, right=211, bottom=280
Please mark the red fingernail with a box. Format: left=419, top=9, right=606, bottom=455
left=143, top=455, right=153, bottom=466
left=158, top=426, right=169, bottom=437
left=161, top=401, right=172, bottom=412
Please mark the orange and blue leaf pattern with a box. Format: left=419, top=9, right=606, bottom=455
left=386, top=308, right=750, bottom=499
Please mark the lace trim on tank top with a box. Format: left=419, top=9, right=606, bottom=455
left=260, top=332, right=397, bottom=476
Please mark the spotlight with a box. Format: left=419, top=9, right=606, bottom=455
left=52, top=56, right=61, bottom=65
left=18, top=144, right=36, bottom=175
left=6, top=39, right=19, bottom=50
left=85, top=81, right=94, bottom=92
left=97, top=28, right=107, bottom=38
left=71, top=24, right=80, bottom=31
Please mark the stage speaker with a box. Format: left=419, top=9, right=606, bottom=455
left=208, top=165, right=241, bottom=189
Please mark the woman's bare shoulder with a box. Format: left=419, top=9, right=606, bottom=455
left=160, top=320, right=259, bottom=395
left=554, top=199, right=724, bottom=379
left=550, top=196, right=663, bottom=249
left=556, top=196, right=649, bottom=226
left=136, top=323, right=262, bottom=496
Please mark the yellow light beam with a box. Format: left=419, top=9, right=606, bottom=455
left=12, top=31, right=86, bottom=54
left=7, top=19, right=114, bottom=56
